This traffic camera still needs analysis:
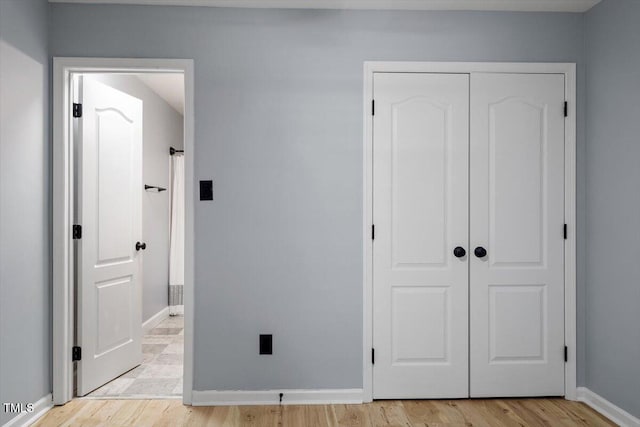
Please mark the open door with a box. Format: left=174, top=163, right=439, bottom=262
left=76, top=76, right=144, bottom=396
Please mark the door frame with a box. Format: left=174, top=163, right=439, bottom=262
left=52, top=57, right=195, bottom=405
left=362, top=61, right=577, bottom=402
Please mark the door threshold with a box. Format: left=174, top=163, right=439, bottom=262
left=79, top=395, right=183, bottom=401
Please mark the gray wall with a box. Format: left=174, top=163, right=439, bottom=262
left=49, top=4, right=586, bottom=391
left=0, top=0, right=51, bottom=424
left=584, top=0, right=640, bottom=418
left=89, top=74, right=184, bottom=322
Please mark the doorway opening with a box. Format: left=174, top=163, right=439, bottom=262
left=71, top=72, right=185, bottom=398
left=53, top=58, right=195, bottom=406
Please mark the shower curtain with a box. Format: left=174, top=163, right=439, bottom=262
left=169, top=154, right=184, bottom=316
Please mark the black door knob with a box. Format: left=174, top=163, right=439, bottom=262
left=136, top=241, right=147, bottom=251
left=474, top=246, right=487, bottom=258
left=453, top=246, right=466, bottom=258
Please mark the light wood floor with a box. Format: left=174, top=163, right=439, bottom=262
left=33, top=398, right=614, bottom=426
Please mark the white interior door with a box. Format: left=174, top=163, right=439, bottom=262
left=469, top=73, right=565, bottom=397
left=372, top=73, right=469, bottom=399
left=76, top=76, right=143, bottom=396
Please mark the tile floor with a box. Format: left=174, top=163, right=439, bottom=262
left=87, top=315, right=184, bottom=398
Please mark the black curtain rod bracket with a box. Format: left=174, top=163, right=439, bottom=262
left=145, top=185, right=166, bottom=192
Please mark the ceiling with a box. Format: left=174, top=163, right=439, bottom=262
left=136, top=73, right=184, bottom=115
left=49, top=0, right=601, bottom=13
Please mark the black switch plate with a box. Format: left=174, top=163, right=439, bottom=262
left=259, top=334, right=272, bottom=355
left=199, top=180, right=213, bottom=201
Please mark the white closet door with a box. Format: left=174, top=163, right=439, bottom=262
left=77, top=77, right=143, bottom=396
left=373, top=73, right=469, bottom=399
left=469, top=73, right=565, bottom=397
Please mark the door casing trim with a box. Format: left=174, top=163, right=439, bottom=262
left=52, top=57, right=195, bottom=405
left=362, top=61, right=577, bottom=402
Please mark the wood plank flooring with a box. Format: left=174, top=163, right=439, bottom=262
left=33, top=398, right=614, bottom=426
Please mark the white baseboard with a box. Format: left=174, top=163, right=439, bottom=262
left=2, top=393, right=53, bottom=427
left=142, top=307, right=170, bottom=335
left=577, top=387, right=640, bottom=427
left=192, top=389, right=363, bottom=406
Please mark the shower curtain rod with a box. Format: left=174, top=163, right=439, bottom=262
left=169, top=147, right=184, bottom=156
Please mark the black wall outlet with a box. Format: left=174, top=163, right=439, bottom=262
left=199, top=180, right=213, bottom=201
left=259, top=334, right=272, bottom=355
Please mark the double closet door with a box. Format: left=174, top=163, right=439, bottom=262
left=372, top=72, right=566, bottom=399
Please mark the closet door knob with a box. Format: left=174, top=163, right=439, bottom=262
left=136, top=241, right=147, bottom=251
left=453, top=246, right=466, bottom=258
left=474, top=246, right=487, bottom=258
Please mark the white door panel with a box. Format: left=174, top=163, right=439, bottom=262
left=77, top=76, right=143, bottom=396
left=469, top=73, right=565, bottom=397
left=373, top=73, right=469, bottom=399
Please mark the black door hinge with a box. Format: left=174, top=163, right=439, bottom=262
left=73, top=103, right=83, bottom=118
left=564, top=101, right=568, bottom=117
left=564, top=224, right=568, bottom=240
left=372, top=100, right=375, bottom=116
left=72, top=346, right=82, bottom=361
left=72, top=224, right=82, bottom=240
left=564, top=346, right=568, bottom=362
left=372, top=348, right=375, bottom=365
left=372, top=224, right=375, bottom=240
